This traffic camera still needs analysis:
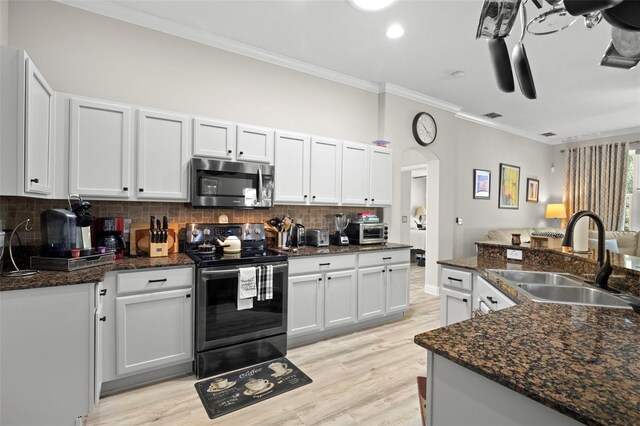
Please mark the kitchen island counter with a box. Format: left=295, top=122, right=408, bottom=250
left=418, top=251, right=640, bottom=425
left=0, top=253, right=194, bottom=291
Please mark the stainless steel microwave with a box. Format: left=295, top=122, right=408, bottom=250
left=190, top=158, right=274, bottom=209
left=345, top=223, right=389, bottom=245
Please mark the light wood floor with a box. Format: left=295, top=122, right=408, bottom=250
left=88, top=265, right=440, bottom=425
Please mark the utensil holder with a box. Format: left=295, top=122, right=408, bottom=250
left=278, top=231, right=289, bottom=248
left=149, top=242, right=169, bottom=258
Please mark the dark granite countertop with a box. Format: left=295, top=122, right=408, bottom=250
left=0, top=253, right=194, bottom=292
left=270, top=242, right=411, bottom=257
left=419, top=253, right=640, bottom=425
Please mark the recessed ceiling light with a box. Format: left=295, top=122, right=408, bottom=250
left=349, top=0, right=399, bottom=12
left=386, top=24, right=405, bottom=39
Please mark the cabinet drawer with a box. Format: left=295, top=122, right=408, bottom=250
left=117, top=267, right=193, bottom=296
left=289, top=254, right=356, bottom=275
left=358, top=249, right=410, bottom=268
left=475, top=277, right=515, bottom=312
left=441, top=267, right=473, bottom=292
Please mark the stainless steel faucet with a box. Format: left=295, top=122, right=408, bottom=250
left=561, top=210, right=613, bottom=289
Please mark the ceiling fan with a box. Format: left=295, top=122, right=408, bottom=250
left=477, top=0, right=640, bottom=100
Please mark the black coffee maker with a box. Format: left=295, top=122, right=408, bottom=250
left=40, top=209, right=78, bottom=257
left=96, top=217, right=126, bottom=259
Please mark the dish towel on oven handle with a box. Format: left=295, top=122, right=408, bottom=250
left=256, top=264, right=274, bottom=301
left=238, top=267, right=257, bottom=310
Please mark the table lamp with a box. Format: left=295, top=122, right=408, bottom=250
left=415, top=205, right=426, bottom=229
left=545, top=203, right=567, bottom=228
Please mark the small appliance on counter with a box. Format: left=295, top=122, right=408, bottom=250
left=331, top=213, right=350, bottom=246
left=345, top=222, right=389, bottom=245
left=307, top=229, right=329, bottom=247
left=94, top=217, right=126, bottom=259
left=68, top=194, right=94, bottom=256
left=290, top=223, right=306, bottom=247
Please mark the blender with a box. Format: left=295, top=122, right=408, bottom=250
left=332, top=213, right=350, bottom=246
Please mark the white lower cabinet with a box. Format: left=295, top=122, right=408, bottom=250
left=440, top=287, right=472, bottom=326
left=324, top=270, right=357, bottom=329
left=101, top=267, right=194, bottom=388
left=440, top=266, right=474, bottom=326
left=288, top=249, right=410, bottom=345
left=288, top=273, right=324, bottom=336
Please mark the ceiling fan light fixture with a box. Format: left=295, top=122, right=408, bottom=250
left=386, top=23, right=405, bottom=39
left=349, top=0, right=399, bottom=12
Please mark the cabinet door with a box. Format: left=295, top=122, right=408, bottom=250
left=288, top=273, right=323, bottom=336
left=309, top=137, right=342, bottom=204
left=94, top=287, right=104, bottom=406
left=440, top=287, right=472, bottom=326
left=357, top=266, right=386, bottom=321
left=116, top=288, right=193, bottom=376
left=137, top=109, right=189, bottom=200
left=69, top=98, right=132, bottom=198
left=274, top=131, right=310, bottom=204
left=369, top=147, right=392, bottom=206
left=341, top=141, right=369, bottom=206
left=386, top=263, right=410, bottom=314
left=324, top=269, right=357, bottom=329
left=192, top=118, right=235, bottom=160
left=236, top=124, right=274, bottom=164
left=23, top=57, right=54, bottom=195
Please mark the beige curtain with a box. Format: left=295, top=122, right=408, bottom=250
left=563, top=142, right=629, bottom=230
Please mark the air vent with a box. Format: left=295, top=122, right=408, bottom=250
left=482, top=112, right=502, bottom=119
left=541, top=132, right=556, bottom=137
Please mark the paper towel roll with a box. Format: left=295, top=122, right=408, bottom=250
left=573, top=216, right=590, bottom=253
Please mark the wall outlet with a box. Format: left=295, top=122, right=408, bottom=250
left=402, top=216, right=408, bottom=223
left=456, top=217, right=463, bottom=225
left=506, top=249, right=523, bottom=261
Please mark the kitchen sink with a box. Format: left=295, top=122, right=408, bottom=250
left=487, top=269, right=638, bottom=309
left=490, top=270, right=584, bottom=287
left=516, top=283, right=631, bottom=308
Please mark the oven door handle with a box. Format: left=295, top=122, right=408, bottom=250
left=201, top=269, right=240, bottom=277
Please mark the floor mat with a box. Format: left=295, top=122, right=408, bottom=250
left=194, top=357, right=312, bottom=419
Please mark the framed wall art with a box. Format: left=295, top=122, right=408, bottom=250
left=526, top=178, right=539, bottom=203
left=473, top=169, right=491, bottom=199
left=499, top=163, right=520, bottom=209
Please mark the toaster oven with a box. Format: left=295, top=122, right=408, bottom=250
left=345, top=223, right=388, bottom=245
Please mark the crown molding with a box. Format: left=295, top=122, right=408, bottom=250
left=454, top=112, right=550, bottom=144
left=560, top=126, right=640, bottom=144
left=379, top=83, right=461, bottom=113
left=54, top=0, right=380, bottom=93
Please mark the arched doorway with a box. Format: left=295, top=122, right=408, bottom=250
left=399, top=147, right=440, bottom=295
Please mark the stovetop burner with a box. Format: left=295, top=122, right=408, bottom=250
left=185, top=222, right=287, bottom=267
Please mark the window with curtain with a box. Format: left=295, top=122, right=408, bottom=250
left=563, top=142, right=629, bottom=231
left=625, top=150, right=640, bottom=231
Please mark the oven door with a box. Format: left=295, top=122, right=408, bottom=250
left=361, top=225, right=386, bottom=244
left=196, top=262, right=288, bottom=352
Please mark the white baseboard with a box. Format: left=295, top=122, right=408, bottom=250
left=425, top=284, right=440, bottom=296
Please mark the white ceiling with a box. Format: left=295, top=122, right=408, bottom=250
left=59, top=0, right=640, bottom=144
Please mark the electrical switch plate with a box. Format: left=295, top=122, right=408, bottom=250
left=507, top=249, right=523, bottom=261
left=456, top=217, right=463, bottom=225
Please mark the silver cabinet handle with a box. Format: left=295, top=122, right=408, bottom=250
left=257, top=167, right=263, bottom=204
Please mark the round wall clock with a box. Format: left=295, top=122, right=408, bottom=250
left=412, top=112, right=437, bottom=146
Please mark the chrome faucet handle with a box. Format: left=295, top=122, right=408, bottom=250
left=595, top=249, right=613, bottom=289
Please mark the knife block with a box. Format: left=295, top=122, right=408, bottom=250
left=149, top=241, right=169, bottom=258
left=133, top=229, right=177, bottom=256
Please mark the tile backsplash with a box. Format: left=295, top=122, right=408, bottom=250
left=0, top=196, right=382, bottom=245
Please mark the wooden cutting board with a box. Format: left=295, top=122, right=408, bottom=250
left=129, top=222, right=181, bottom=256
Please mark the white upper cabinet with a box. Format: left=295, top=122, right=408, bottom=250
left=1, top=47, right=55, bottom=198
left=69, top=97, right=132, bottom=198
left=23, top=58, right=54, bottom=196
left=274, top=131, right=310, bottom=204
left=192, top=118, right=235, bottom=160
left=341, top=141, right=369, bottom=206
left=236, top=124, right=274, bottom=164
left=309, top=137, right=342, bottom=205
left=136, top=109, right=189, bottom=200
left=369, top=147, right=393, bottom=206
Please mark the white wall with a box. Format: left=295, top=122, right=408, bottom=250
left=8, top=0, right=378, bottom=143
left=0, top=0, right=7, bottom=46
